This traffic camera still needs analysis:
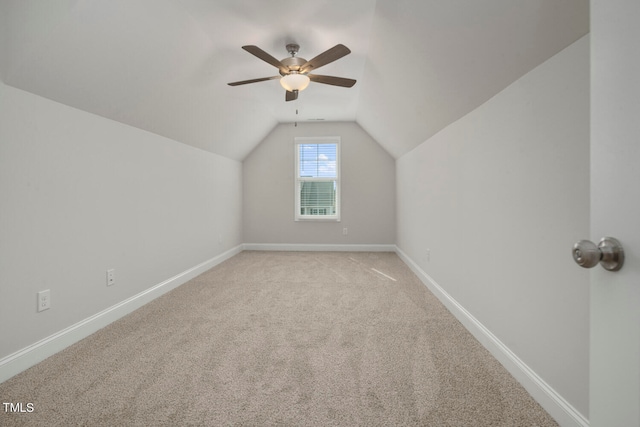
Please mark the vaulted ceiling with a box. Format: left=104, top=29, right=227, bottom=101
left=0, top=1, right=589, bottom=161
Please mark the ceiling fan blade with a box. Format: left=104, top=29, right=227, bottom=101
left=242, top=45, right=288, bottom=74
left=227, top=76, right=280, bottom=86
left=308, top=74, right=357, bottom=88
left=285, top=90, right=298, bottom=102
left=300, top=44, right=351, bottom=73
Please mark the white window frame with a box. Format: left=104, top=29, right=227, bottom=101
left=294, top=136, right=341, bottom=221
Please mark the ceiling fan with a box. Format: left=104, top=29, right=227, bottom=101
left=228, top=43, right=356, bottom=101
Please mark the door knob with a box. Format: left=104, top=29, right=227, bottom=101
left=572, top=237, right=624, bottom=271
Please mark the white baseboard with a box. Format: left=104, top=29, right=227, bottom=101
left=395, top=246, right=588, bottom=427
left=243, top=243, right=396, bottom=252
left=0, top=244, right=243, bottom=384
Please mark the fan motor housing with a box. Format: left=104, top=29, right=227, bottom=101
left=280, top=56, right=307, bottom=75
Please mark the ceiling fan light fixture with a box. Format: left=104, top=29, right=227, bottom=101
left=280, top=73, right=310, bottom=92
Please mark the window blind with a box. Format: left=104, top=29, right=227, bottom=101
left=298, top=143, right=337, bottom=178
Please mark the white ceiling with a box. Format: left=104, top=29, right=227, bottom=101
left=0, top=0, right=588, bottom=161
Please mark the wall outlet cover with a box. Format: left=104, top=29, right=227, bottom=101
left=107, top=269, right=115, bottom=286
left=37, top=290, right=51, bottom=312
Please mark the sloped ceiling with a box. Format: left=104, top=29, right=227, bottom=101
left=0, top=0, right=588, bottom=161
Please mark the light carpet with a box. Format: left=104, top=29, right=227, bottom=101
left=0, top=251, right=558, bottom=426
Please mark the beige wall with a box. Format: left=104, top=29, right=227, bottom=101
left=0, top=82, right=243, bottom=360
left=396, top=36, right=590, bottom=418
left=243, top=122, right=395, bottom=246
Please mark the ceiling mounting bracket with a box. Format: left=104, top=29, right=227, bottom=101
left=286, top=43, right=300, bottom=57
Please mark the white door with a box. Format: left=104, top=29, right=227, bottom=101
left=590, top=1, right=640, bottom=426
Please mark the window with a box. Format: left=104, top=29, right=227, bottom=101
left=295, top=137, right=340, bottom=221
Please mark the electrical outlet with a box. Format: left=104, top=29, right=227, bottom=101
left=426, top=249, right=431, bottom=262
left=37, top=290, right=51, bottom=312
left=107, top=269, right=115, bottom=286
left=343, top=227, right=348, bottom=236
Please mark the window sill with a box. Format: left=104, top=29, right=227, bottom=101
left=294, top=217, right=341, bottom=222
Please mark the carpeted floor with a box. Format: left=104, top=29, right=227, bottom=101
left=0, top=251, right=558, bottom=426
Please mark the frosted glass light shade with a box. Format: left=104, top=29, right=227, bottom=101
left=280, top=74, right=310, bottom=92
